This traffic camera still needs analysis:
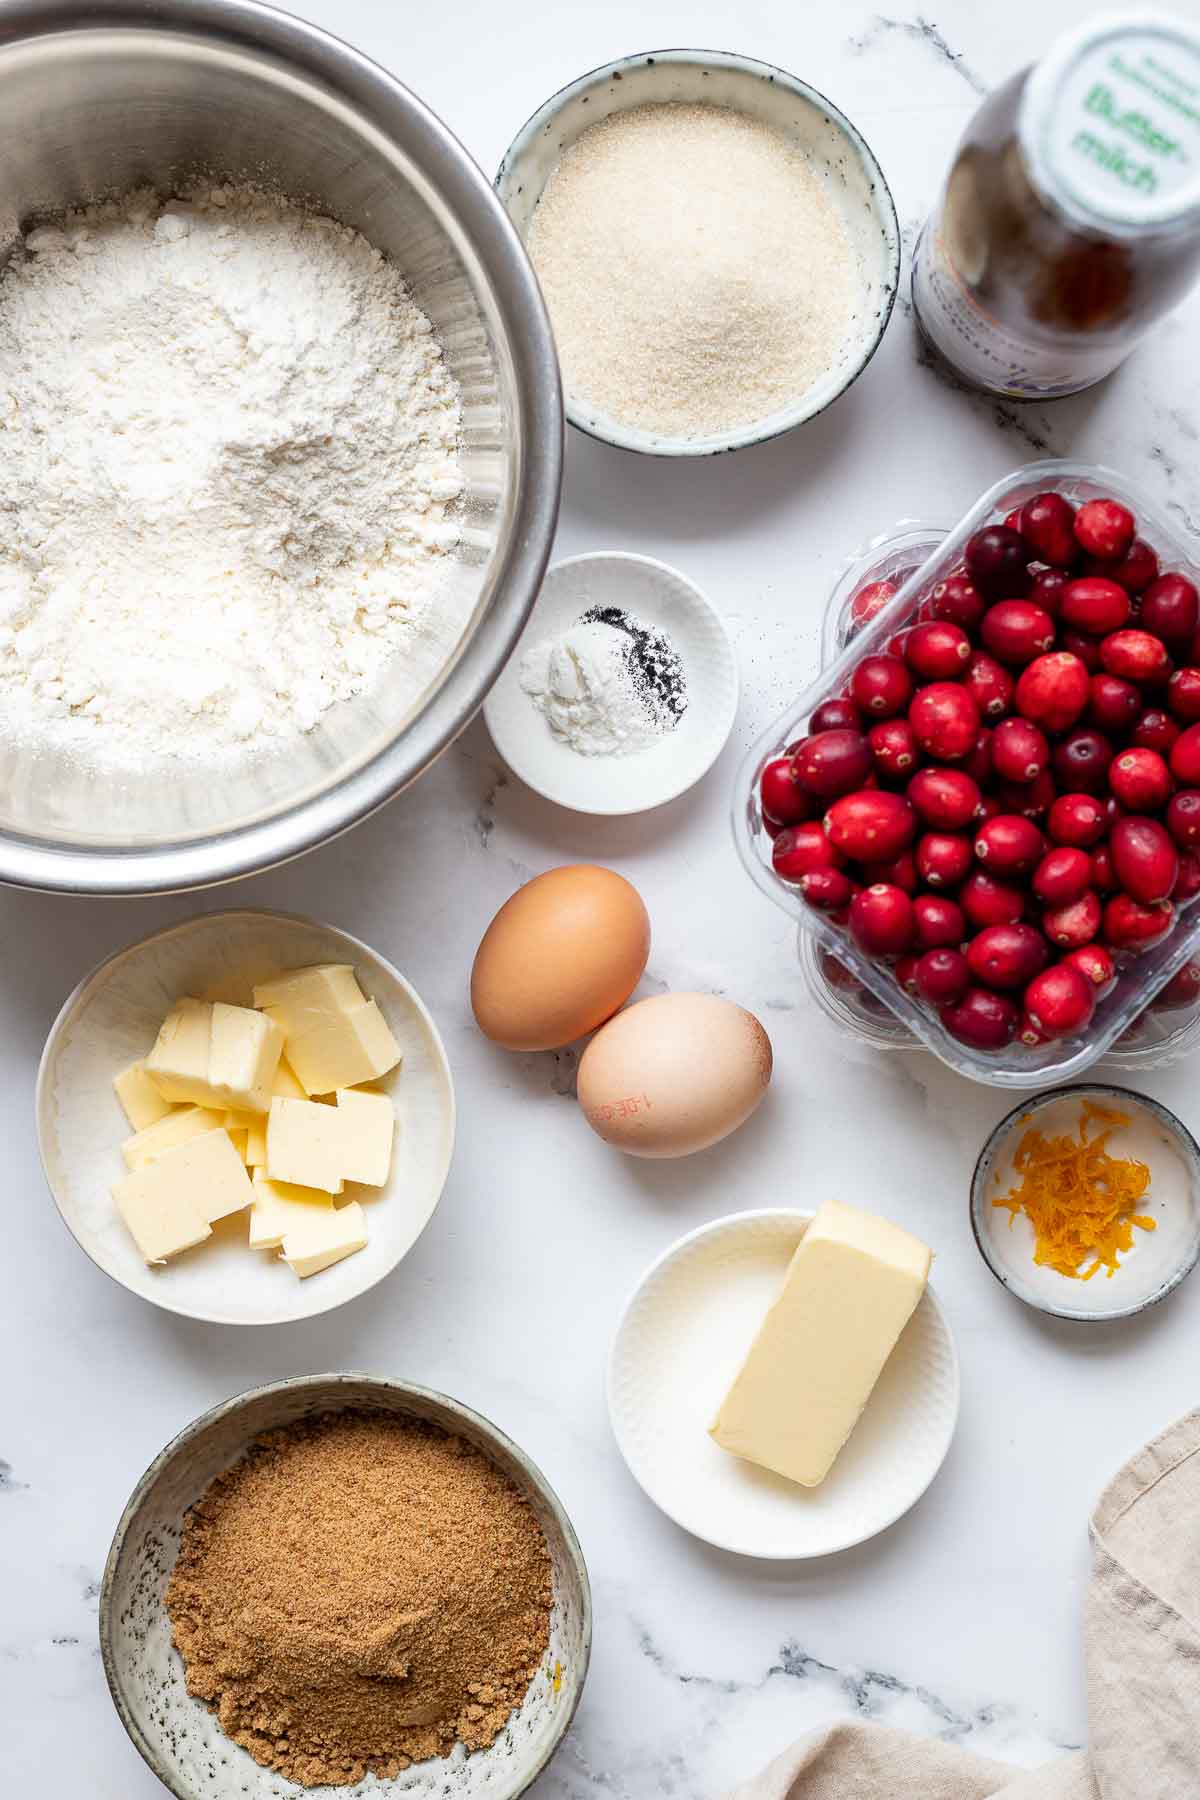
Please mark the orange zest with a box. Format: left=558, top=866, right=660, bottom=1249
left=993, top=1099, right=1155, bottom=1281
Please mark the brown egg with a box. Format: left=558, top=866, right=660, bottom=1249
left=471, top=865, right=650, bottom=1051
left=576, top=992, right=772, bottom=1158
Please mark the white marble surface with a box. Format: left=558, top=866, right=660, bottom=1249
left=4, top=1, right=1200, bottom=1793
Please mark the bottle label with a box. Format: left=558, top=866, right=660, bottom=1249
left=911, top=225, right=1126, bottom=399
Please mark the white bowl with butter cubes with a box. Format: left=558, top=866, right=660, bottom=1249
left=608, top=1205, right=959, bottom=1558
left=36, top=910, right=455, bottom=1325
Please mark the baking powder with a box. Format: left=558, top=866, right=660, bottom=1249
left=519, top=610, right=686, bottom=756
left=0, top=187, right=465, bottom=769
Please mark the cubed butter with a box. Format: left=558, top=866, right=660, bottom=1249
left=226, top=1109, right=268, bottom=1167
left=282, top=1200, right=368, bottom=1279
left=144, top=998, right=215, bottom=1106
left=252, top=964, right=364, bottom=1038
left=265, top=1096, right=347, bottom=1194
left=710, top=1200, right=932, bottom=1489
left=113, top=1060, right=175, bottom=1132
left=121, top=1106, right=227, bottom=1171
left=114, top=1179, right=211, bottom=1265
left=333, top=1088, right=395, bottom=1186
left=272, top=1055, right=307, bottom=1101
left=207, top=1002, right=284, bottom=1113
left=248, top=1171, right=336, bottom=1250
left=281, top=1000, right=401, bottom=1095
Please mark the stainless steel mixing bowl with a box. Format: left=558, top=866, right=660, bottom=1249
left=0, top=0, right=561, bottom=893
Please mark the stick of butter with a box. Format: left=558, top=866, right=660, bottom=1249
left=710, top=1201, right=932, bottom=1489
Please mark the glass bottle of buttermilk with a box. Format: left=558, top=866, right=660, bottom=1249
left=911, top=12, right=1200, bottom=399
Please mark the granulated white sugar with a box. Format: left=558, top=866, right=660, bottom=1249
left=527, top=101, right=865, bottom=440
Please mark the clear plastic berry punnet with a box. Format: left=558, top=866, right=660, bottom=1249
left=734, top=459, right=1200, bottom=1088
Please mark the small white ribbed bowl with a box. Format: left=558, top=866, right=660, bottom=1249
left=496, top=48, right=900, bottom=457
left=608, top=1209, right=959, bottom=1558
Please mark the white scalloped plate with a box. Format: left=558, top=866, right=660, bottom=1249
left=607, top=1209, right=959, bottom=1558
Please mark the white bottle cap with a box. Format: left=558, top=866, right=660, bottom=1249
left=1020, top=11, right=1200, bottom=237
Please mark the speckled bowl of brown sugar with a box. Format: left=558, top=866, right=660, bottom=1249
left=100, top=1374, right=591, bottom=1799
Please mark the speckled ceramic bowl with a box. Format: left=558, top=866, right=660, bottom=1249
left=497, top=48, right=900, bottom=456
left=101, top=1373, right=591, bottom=1800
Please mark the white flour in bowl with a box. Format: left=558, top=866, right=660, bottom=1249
left=0, top=187, right=465, bottom=770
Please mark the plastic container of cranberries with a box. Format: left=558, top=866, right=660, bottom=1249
left=735, top=459, right=1200, bottom=1088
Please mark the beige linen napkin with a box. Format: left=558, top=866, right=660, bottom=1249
left=730, top=1410, right=1200, bottom=1800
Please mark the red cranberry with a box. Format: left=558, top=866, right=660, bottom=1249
left=1074, top=497, right=1135, bottom=562
left=1088, top=673, right=1141, bottom=734
left=963, top=651, right=1014, bottom=719
left=1066, top=943, right=1116, bottom=993
left=849, top=883, right=915, bottom=955
left=1017, top=1011, right=1052, bottom=1047
left=1171, top=723, right=1200, bottom=785
left=1018, top=492, right=1077, bottom=567
left=1015, top=652, right=1090, bottom=733
left=974, top=814, right=1044, bottom=877
left=797, top=868, right=858, bottom=914
left=1104, top=893, right=1175, bottom=949
left=1131, top=709, right=1180, bottom=754
left=851, top=654, right=912, bottom=717
left=1084, top=537, right=1159, bottom=594
left=915, top=947, right=970, bottom=1006
left=1048, top=793, right=1107, bottom=846
left=791, top=729, right=873, bottom=800
left=905, top=620, right=972, bottom=680
left=1139, top=573, right=1199, bottom=646
left=913, top=893, right=965, bottom=949
left=1033, top=846, right=1092, bottom=905
left=1024, top=963, right=1095, bottom=1038
left=965, top=729, right=994, bottom=787
left=864, top=850, right=919, bottom=894
left=809, top=696, right=863, bottom=734
left=1060, top=629, right=1103, bottom=672
left=1175, top=851, right=1200, bottom=903
left=966, top=526, right=1031, bottom=599
left=773, top=821, right=844, bottom=882
left=868, top=718, right=921, bottom=783
left=1053, top=728, right=1113, bottom=795
left=760, top=758, right=811, bottom=826
left=1151, top=963, right=1200, bottom=1010
left=967, top=923, right=1049, bottom=991
left=1110, top=816, right=1179, bottom=903
left=909, top=683, right=980, bottom=760
left=981, top=599, right=1056, bottom=666
left=1043, top=891, right=1102, bottom=949
left=960, top=869, right=1026, bottom=928
left=994, top=771, right=1057, bottom=819
left=1029, top=568, right=1069, bottom=617
left=849, top=577, right=899, bottom=631
left=907, top=767, right=981, bottom=831
left=916, top=831, right=974, bottom=889
left=930, top=571, right=986, bottom=631
left=1167, top=667, right=1200, bottom=723
left=1167, top=790, right=1200, bottom=849
left=990, top=716, right=1049, bottom=783
left=1060, top=576, right=1130, bottom=635
left=895, top=954, right=921, bottom=991
left=1091, top=844, right=1117, bottom=893
left=824, top=789, right=916, bottom=862
left=1101, top=630, right=1172, bottom=684
left=1109, top=747, right=1171, bottom=812
left=940, top=986, right=1020, bottom=1049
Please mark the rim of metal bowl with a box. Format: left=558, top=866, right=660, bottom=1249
left=496, top=46, right=901, bottom=458
left=0, top=0, right=563, bottom=896
left=100, top=1372, right=593, bottom=1799
left=969, top=1083, right=1200, bottom=1322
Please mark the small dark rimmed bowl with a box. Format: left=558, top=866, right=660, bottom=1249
left=971, top=1084, right=1200, bottom=1322
left=496, top=47, right=900, bottom=457
left=100, top=1374, right=591, bottom=1799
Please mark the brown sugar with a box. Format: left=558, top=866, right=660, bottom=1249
left=164, top=1410, right=554, bottom=1786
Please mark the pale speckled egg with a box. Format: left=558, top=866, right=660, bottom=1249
left=471, top=864, right=650, bottom=1051
left=576, top=992, right=772, bottom=1157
